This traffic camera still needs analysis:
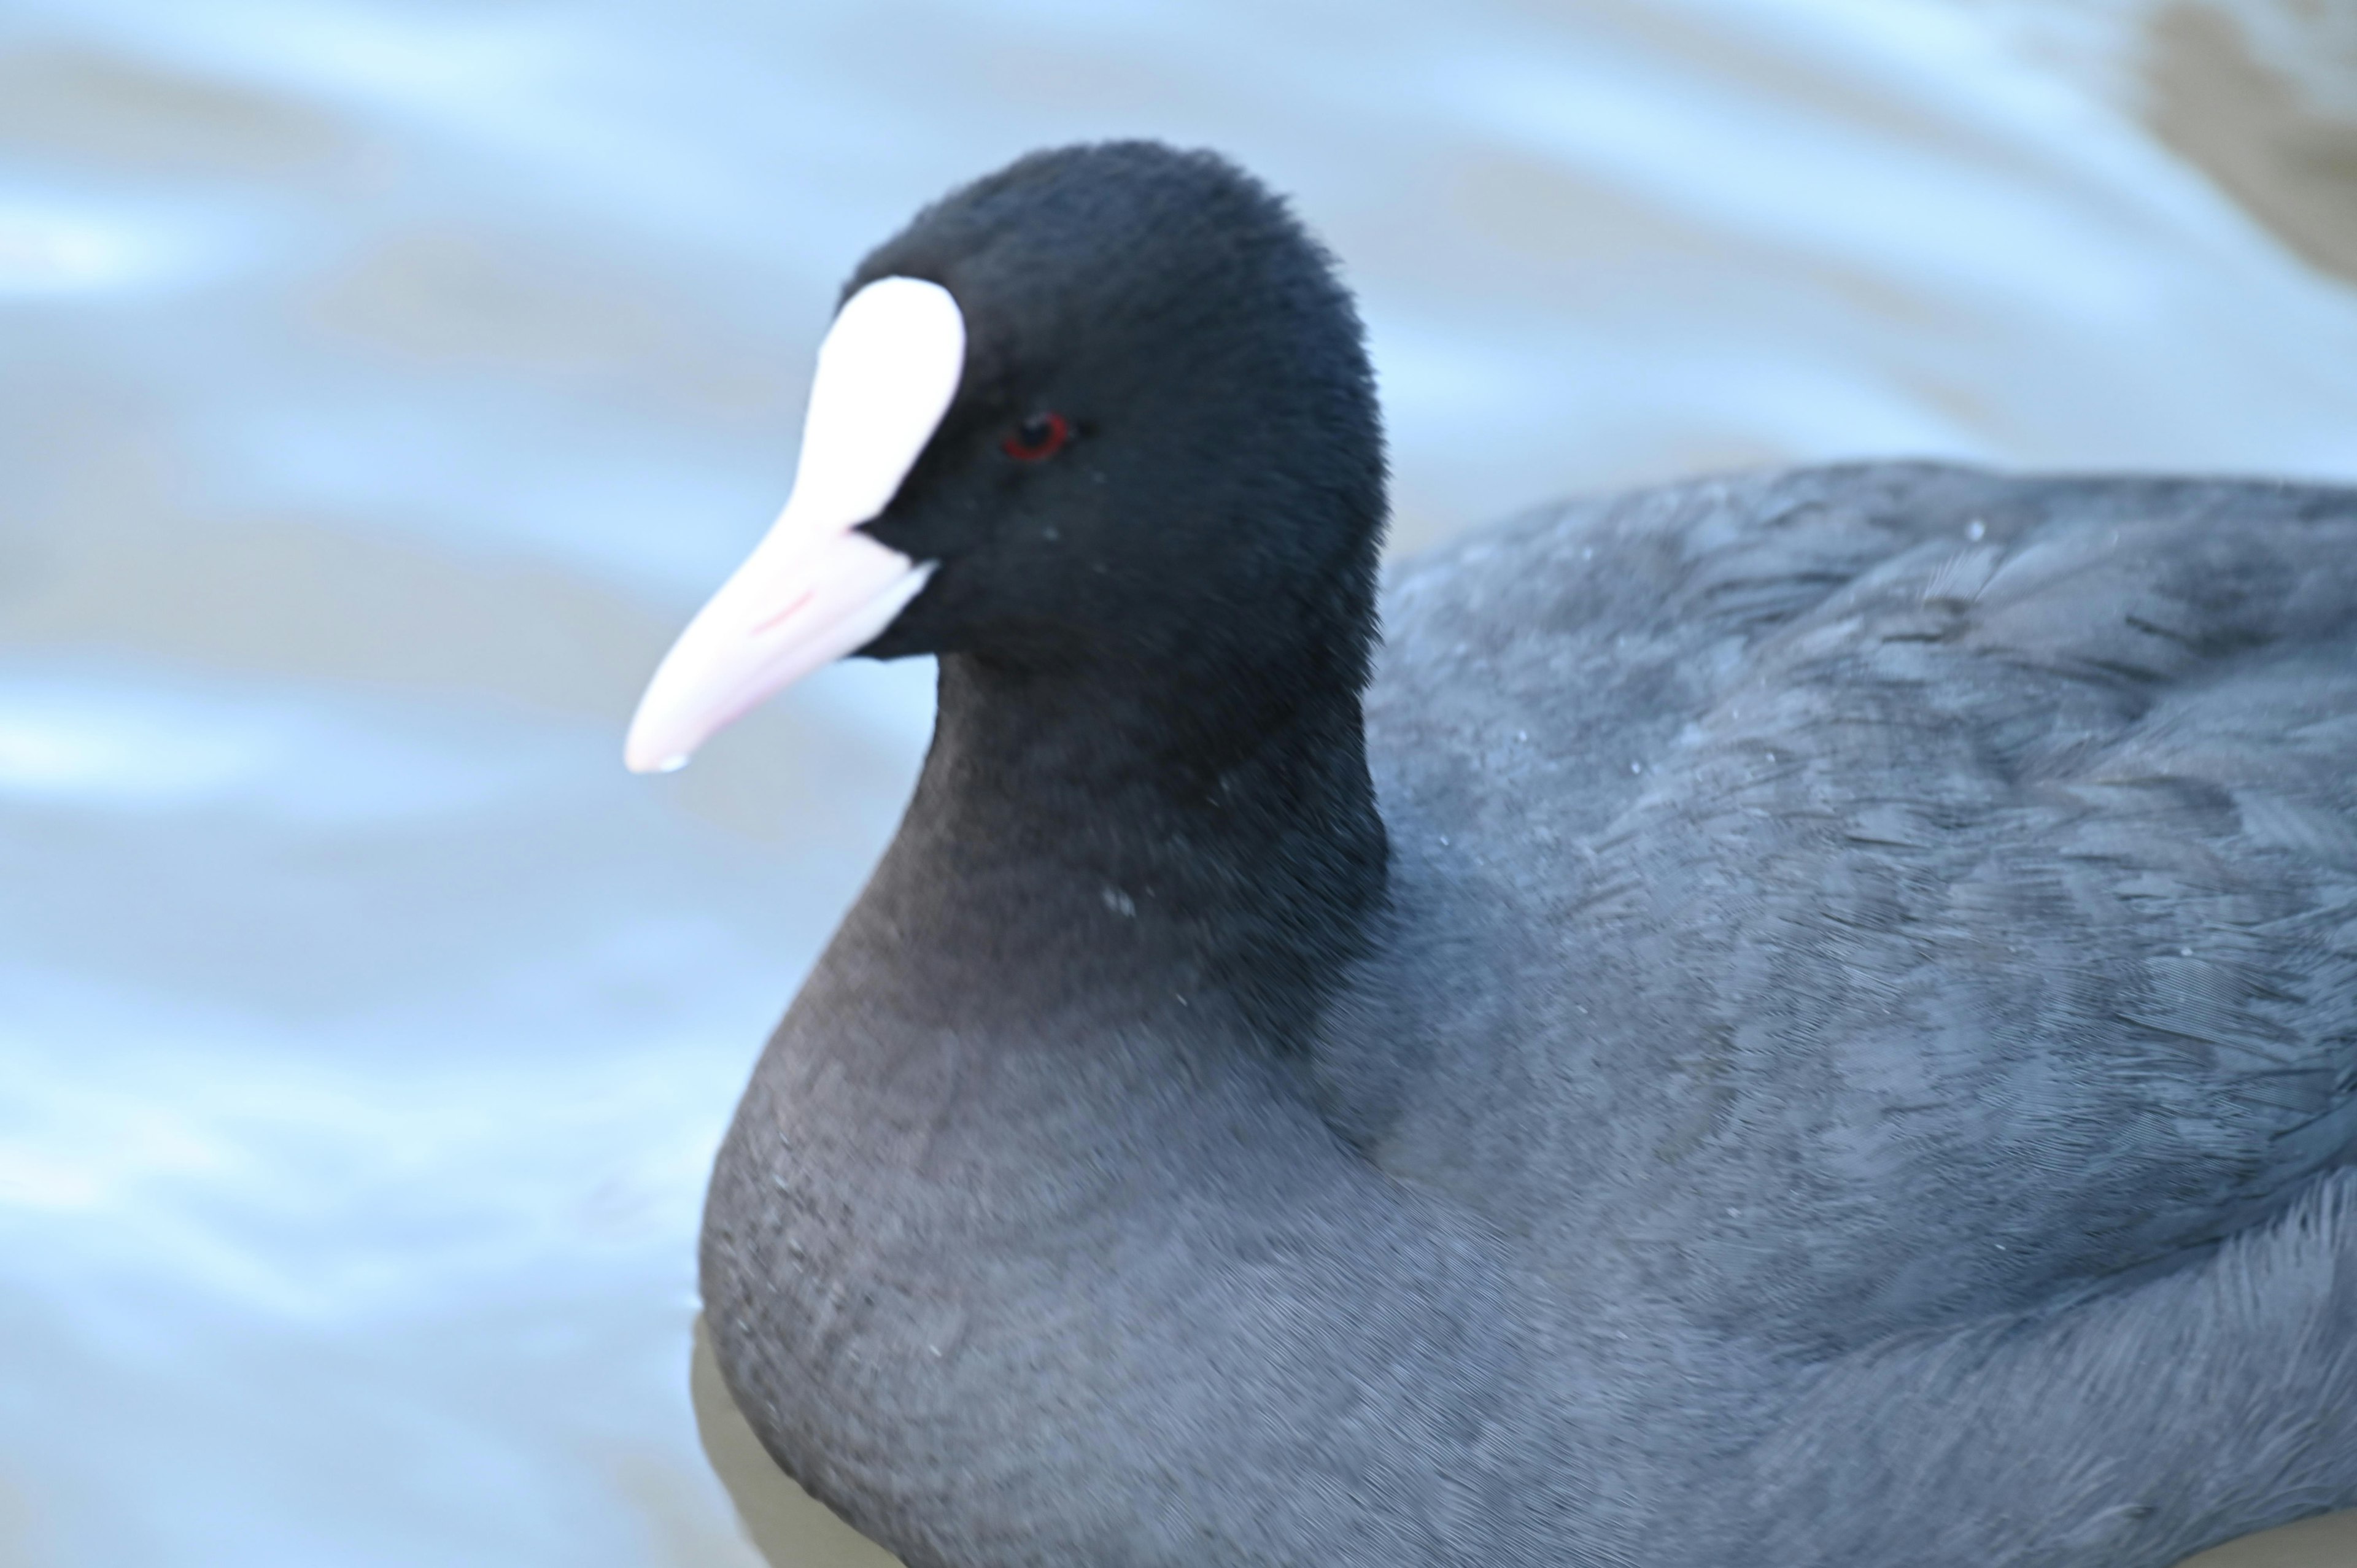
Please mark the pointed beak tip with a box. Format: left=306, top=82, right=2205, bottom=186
left=623, top=735, right=694, bottom=775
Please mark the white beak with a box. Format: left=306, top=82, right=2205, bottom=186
left=624, top=276, right=966, bottom=774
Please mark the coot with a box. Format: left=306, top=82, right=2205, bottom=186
left=629, top=142, right=2357, bottom=1568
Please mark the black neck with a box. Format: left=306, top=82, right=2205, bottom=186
left=872, top=639, right=1388, bottom=1051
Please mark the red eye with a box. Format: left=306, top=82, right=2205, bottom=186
left=1001, top=411, right=1072, bottom=462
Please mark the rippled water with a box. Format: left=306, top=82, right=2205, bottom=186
left=4, top=1, right=2356, bottom=1563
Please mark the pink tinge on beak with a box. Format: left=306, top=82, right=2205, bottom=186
left=622, top=533, right=934, bottom=774
left=625, top=277, right=965, bottom=774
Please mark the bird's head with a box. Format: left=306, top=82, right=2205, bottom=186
left=625, top=142, right=1384, bottom=773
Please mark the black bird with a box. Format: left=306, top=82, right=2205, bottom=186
left=627, top=142, right=2357, bottom=1568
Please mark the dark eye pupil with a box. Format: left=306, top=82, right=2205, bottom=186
left=1002, top=411, right=1072, bottom=462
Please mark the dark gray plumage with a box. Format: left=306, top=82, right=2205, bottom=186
left=694, top=144, right=2357, bottom=1567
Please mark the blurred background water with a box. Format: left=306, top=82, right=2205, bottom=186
left=3, top=1, right=2355, bottom=1564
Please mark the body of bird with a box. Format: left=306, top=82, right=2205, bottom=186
left=629, top=144, right=2357, bottom=1568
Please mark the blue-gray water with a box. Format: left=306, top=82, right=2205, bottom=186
left=4, top=1, right=2356, bottom=1564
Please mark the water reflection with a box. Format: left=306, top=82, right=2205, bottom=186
left=2146, top=2, right=2357, bottom=287
left=2, top=0, right=2353, bottom=1563
left=692, top=1321, right=896, bottom=1568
